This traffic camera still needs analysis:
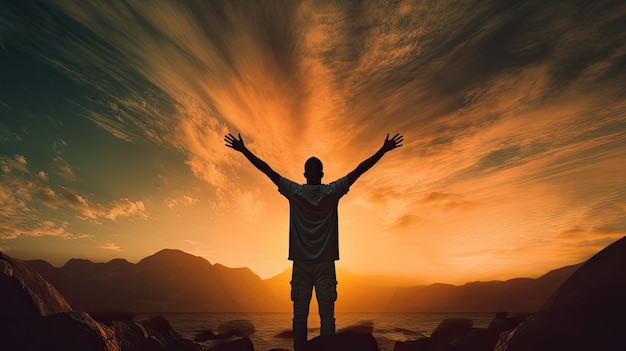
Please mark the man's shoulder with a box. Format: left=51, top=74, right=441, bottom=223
left=280, top=177, right=301, bottom=186
left=279, top=177, right=302, bottom=195
left=329, top=176, right=349, bottom=187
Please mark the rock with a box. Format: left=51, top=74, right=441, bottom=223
left=42, top=311, right=120, bottom=351
left=301, top=331, right=379, bottom=351
left=495, top=236, right=626, bottom=351
left=338, top=321, right=374, bottom=334
left=430, top=318, right=473, bottom=345
left=89, top=309, right=135, bottom=326
left=207, top=337, right=254, bottom=351
left=0, top=252, right=120, bottom=351
left=393, top=337, right=430, bottom=351
left=488, top=311, right=529, bottom=335
left=113, top=320, right=152, bottom=351
left=217, top=319, right=256, bottom=338
left=0, top=252, right=72, bottom=317
left=464, top=328, right=500, bottom=351
left=274, top=329, right=293, bottom=338
left=142, top=315, right=200, bottom=350
left=194, top=329, right=218, bottom=341
left=393, top=328, right=424, bottom=338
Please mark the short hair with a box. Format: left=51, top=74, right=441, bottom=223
left=304, top=157, right=323, bottom=176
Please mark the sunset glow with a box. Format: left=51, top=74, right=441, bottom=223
left=1, top=0, right=625, bottom=285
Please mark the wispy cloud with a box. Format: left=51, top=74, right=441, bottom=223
left=98, top=241, right=122, bottom=251
left=165, top=195, right=199, bottom=209
left=52, top=156, right=78, bottom=181
left=0, top=153, right=147, bottom=238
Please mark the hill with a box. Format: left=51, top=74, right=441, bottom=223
left=27, top=249, right=280, bottom=312
left=25, top=250, right=580, bottom=313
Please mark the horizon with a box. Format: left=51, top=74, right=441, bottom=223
left=1, top=1, right=625, bottom=286
left=10, top=246, right=587, bottom=287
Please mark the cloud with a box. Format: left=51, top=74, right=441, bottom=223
left=15, top=154, right=27, bottom=165
left=52, top=139, right=68, bottom=153
left=556, top=226, right=625, bottom=242
left=165, top=195, right=199, bottom=209
left=37, top=170, right=48, bottom=181
left=55, top=186, right=148, bottom=223
left=52, top=156, right=78, bottom=181
left=98, top=242, right=122, bottom=251
left=0, top=217, right=67, bottom=240
left=0, top=154, right=148, bottom=238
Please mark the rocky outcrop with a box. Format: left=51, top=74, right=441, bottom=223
left=393, top=313, right=528, bottom=351
left=301, top=330, right=380, bottom=351
left=207, top=337, right=254, bottom=351
left=1, top=251, right=205, bottom=351
left=496, top=236, right=626, bottom=351
left=141, top=315, right=200, bottom=351
left=0, top=252, right=120, bottom=351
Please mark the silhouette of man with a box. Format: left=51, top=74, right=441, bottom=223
left=224, top=132, right=403, bottom=350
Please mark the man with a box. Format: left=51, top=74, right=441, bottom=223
left=224, top=132, right=403, bottom=350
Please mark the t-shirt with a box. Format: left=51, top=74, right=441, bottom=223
left=278, top=176, right=350, bottom=262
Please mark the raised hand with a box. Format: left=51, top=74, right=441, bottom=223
left=382, top=133, right=403, bottom=152
left=225, top=133, right=245, bottom=152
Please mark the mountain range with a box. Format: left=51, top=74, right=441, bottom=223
left=25, top=249, right=580, bottom=313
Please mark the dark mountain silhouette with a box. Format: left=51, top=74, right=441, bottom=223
left=25, top=249, right=580, bottom=313
left=384, top=264, right=581, bottom=312
left=27, top=249, right=281, bottom=312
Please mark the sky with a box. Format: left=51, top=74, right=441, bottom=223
left=1, top=0, right=625, bottom=285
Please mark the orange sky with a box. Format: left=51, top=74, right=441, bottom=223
left=1, top=0, right=625, bottom=285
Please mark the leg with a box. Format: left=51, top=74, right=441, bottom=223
left=314, top=261, right=337, bottom=336
left=291, top=261, right=313, bottom=351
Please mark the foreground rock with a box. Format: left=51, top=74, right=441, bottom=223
left=1, top=252, right=203, bottom=351
left=301, top=330, right=380, bottom=351
left=141, top=315, right=201, bottom=351
left=0, top=252, right=119, bottom=351
left=496, top=236, right=626, bottom=351
left=393, top=313, right=528, bottom=351
left=207, top=337, right=254, bottom=351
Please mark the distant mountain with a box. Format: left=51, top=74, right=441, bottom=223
left=27, top=249, right=281, bottom=312
left=383, top=264, right=582, bottom=312
left=25, top=250, right=581, bottom=313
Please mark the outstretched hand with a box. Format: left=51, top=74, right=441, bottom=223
left=225, top=133, right=245, bottom=152
left=382, top=133, right=403, bottom=152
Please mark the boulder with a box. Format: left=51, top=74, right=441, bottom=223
left=207, top=337, right=254, bottom=351
left=488, top=311, right=529, bottom=335
left=217, top=319, right=256, bottom=338
left=113, top=320, right=154, bottom=351
left=0, top=252, right=120, bottom=351
left=89, top=309, right=135, bottom=326
left=338, top=321, right=374, bottom=334
left=393, top=337, right=431, bottom=351
left=301, top=331, right=379, bottom=351
left=194, top=329, right=218, bottom=341
left=274, top=329, right=293, bottom=338
left=142, top=315, right=200, bottom=350
left=430, top=317, right=473, bottom=346
left=495, top=236, right=626, bottom=351
left=41, top=311, right=120, bottom=351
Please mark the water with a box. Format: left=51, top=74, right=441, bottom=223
left=138, top=312, right=495, bottom=351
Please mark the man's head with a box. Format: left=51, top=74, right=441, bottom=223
left=304, top=157, right=323, bottom=184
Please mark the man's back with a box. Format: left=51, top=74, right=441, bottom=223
left=279, top=176, right=350, bottom=262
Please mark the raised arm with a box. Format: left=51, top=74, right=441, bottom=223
left=346, top=133, right=403, bottom=186
left=224, top=133, right=281, bottom=186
